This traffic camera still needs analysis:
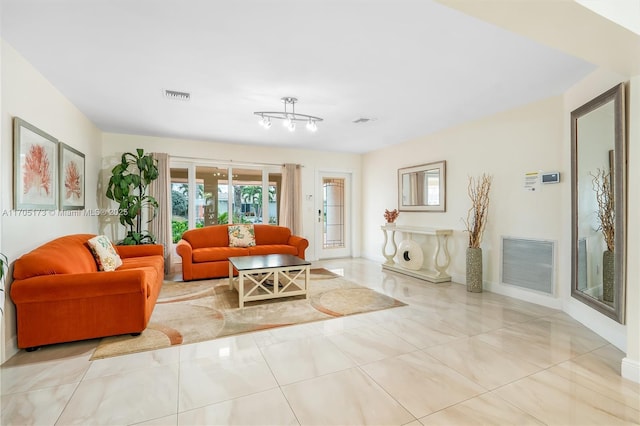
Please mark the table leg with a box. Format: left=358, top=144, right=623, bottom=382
left=238, top=271, right=244, bottom=308
left=304, top=266, right=309, bottom=299
left=433, top=234, right=451, bottom=278
left=381, top=228, right=397, bottom=265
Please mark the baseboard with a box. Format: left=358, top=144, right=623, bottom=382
left=621, top=357, right=640, bottom=383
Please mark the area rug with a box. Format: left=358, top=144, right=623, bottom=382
left=91, top=269, right=405, bottom=360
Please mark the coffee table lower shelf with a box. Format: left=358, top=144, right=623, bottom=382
left=228, top=255, right=311, bottom=308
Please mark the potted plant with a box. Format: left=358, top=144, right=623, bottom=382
left=106, top=149, right=159, bottom=245
left=1, top=252, right=7, bottom=316
left=463, top=174, right=492, bottom=293
left=591, top=168, right=614, bottom=302
left=384, top=209, right=399, bottom=226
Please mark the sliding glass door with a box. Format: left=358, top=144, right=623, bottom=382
left=170, top=162, right=281, bottom=243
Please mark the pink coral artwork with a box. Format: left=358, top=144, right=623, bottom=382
left=23, top=144, right=52, bottom=197
left=65, top=161, right=82, bottom=199
left=14, top=118, right=58, bottom=209
left=59, top=142, right=85, bottom=210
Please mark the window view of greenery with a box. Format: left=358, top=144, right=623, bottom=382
left=171, top=166, right=280, bottom=243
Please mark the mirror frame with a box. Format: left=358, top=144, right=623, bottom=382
left=398, top=160, right=446, bottom=212
left=570, top=83, right=626, bottom=323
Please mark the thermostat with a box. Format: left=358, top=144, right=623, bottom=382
left=541, top=172, right=560, bottom=184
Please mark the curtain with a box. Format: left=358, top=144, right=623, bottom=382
left=279, top=163, right=302, bottom=235
left=150, top=152, right=172, bottom=275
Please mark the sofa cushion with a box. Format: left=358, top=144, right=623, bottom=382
left=13, top=234, right=99, bottom=279
left=254, top=225, right=291, bottom=245
left=247, top=245, right=298, bottom=256
left=118, top=255, right=165, bottom=276
left=192, top=247, right=250, bottom=263
left=182, top=225, right=229, bottom=249
left=228, top=224, right=256, bottom=247
left=87, top=235, right=123, bottom=271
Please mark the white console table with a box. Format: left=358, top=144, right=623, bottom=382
left=381, top=224, right=453, bottom=283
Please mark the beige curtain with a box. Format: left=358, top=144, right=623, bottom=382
left=150, top=153, right=172, bottom=275
left=279, top=163, right=302, bottom=235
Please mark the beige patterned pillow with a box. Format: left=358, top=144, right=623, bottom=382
left=228, top=224, right=256, bottom=247
left=87, top=235, right=123, bottom=271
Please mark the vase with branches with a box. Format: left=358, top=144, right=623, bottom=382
left=462, top=174, right=493, bottom=292
left=591, top=168, right=614, bottom=302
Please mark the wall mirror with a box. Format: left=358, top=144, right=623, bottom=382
left=398, top=160, right=446, bottom=212
left=571, top=83, right=626, bottom=323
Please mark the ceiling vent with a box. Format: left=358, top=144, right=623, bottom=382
left=164, top=89, right=191, bottom=101
left=352, top=117, right=376, bottom=124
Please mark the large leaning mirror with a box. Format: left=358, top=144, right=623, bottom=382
left=398, top=160, right=446, bottom=212
left=571, top=83, right=626, bottom=323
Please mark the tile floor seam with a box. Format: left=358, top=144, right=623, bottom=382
left=355, top=364, right=419, bottom=424
left=546, top=358, right=640, bottom=412
left=277, top=384, right=303, bottom=426
left=484, top=386, right=550, bottom=425
left=52, top=379, right=82, bottom=426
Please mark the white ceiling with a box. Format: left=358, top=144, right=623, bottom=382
left=1, top=0, right=595, bottom=153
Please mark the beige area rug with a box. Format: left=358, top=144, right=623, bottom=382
left=91, top=269, right=405, bottom=360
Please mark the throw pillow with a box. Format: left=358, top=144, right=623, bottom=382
left=228, top=224, right=256, bottom=247
left=87, top=235, right=123, bottom=271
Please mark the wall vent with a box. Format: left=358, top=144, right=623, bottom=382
left=501, top=237, right=554, bottom=295
left=164, top=89, right=191, bottom=101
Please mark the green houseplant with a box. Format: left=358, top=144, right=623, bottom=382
left=0, top=253, right=7, bottom=282
left=106, top=149, right=159, bottom=245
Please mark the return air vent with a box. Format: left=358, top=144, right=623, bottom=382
left=501, top=237, right=554, bottom=295
left=352, top=117, right=377, bottom=124
left=164, top=89, right=191, bottom=101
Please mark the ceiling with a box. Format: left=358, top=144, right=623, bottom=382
left=1, top=0, right=595, bottom=154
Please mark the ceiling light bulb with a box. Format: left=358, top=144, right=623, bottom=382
left=264, top=117, right=271, bottom=128
left=306, top=120, right=317, bottom=132
left=288, top=121, right=296, bottom=132
left=283, top=116, right=291, bottom=128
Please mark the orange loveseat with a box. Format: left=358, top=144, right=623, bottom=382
left=10, top=234, right=164, bottom=350
left=176, top=224, right=309, bottom=281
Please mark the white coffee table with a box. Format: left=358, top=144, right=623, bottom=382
left=228, top=254, right=311, bottom=308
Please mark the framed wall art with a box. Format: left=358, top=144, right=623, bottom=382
left=59, top=142, right=85, bottom=210
left=13, top=117, right=58, bottom=210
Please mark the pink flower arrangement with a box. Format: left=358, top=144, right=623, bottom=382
left=384, top=208, right=399, bottom=223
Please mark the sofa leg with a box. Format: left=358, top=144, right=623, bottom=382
left=25, top=347, right=40, bottom=352
left=130, top=332, right=141, bottom=337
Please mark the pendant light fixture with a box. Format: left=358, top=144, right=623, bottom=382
left=255, top=97, right=322, bottom=132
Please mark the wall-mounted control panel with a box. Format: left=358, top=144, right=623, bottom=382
left=541, top=172, right=560, bottom=184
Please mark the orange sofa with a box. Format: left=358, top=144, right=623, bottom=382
left=10, top=234, right=164, bottom=350
left=176, top=224, right=309, bottom=281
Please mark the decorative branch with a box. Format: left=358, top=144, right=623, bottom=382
left=463, top=174, right=493, bottom=248
left=591, top=168, right=614, bottom=252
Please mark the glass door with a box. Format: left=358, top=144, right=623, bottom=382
left=317, top=172, right=351, bottom=259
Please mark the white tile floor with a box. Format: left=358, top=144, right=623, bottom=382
left=2, top=258, right=639, bottom=425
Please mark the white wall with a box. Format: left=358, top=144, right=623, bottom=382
left=362, top=74, right=634, bottom=353
left=101, top=133, right=362, bottom=262
left=363, top=95, right=566, bottom=309
left=623, top=74, right=640, bottom=382
left=0, top=40, right=102, bottom=362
